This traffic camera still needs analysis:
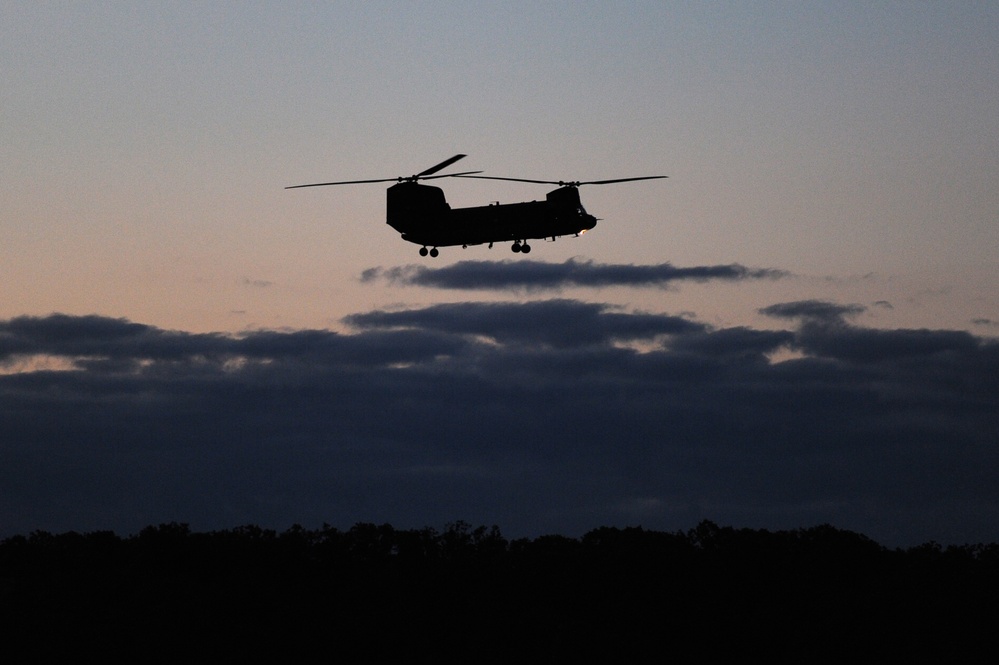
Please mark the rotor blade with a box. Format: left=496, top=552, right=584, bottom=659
left=417, top=154, right=467, bottom=178
left=285, top=169, right=484, bottom=189
left=285, top=177, right=399, bottom=189
left=454, top=174, right=668, bottom=186
left=420, top=170, right=483, bottom=180
left=453, top=175, right=563, bottom=185
left=578, top=176, right=668, bottom=185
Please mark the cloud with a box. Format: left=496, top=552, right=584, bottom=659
left=361, top=258, right=789, bottom=291
left=760, top=300, right=981, bottom=362
left=794, top=324, right=980, bottom=364
left=345, top=299, right=704, bottom=348
left=668, top=326, right=794, bottom=361
left=760, top=300, right=867, bottom=323
left=0, top=314, right=464, bottom=371
left=1, top=305, right=997, bottom=547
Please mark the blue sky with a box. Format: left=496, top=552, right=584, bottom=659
left=2, top=2, right=998, bottom=545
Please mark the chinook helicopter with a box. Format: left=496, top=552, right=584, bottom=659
left=286, top=155, right=666, bottom=257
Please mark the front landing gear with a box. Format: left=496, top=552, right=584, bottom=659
left=511, top=241, right=531, bottom=254
left=419, top=247, right=439, bottom=258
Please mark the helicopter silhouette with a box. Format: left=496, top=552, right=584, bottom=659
left=286, top=155, right=666, bottom=257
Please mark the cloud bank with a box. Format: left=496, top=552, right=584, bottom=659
left=2, top=302, right=997, bottom=546
left=361, top=258, right=788, bottom=291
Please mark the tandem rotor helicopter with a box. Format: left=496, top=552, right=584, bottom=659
left=286, top=155, right=666, bottom=257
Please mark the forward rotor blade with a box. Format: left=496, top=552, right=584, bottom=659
left=285, top=177, right=399, bottom=189
left=455, top=174, right=667, bottom=186
left=417, top=154, right=467, bottom=178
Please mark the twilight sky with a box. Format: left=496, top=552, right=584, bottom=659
left=2, top=2, right=997, bottom=545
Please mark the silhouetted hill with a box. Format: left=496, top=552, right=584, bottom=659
left=2, top=521, right=997, bottom=662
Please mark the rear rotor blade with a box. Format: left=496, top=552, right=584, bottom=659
left=286, top=169, right=484, bottom=189
left=579, top=176, right=668, bottom=185
left=285, top=177, right=401, bottom=189
left=420, top=170, right=483, bottom=180
left=287, top=155, right=473, bottom=189
left=453, top=175, right=563, bottom=185
left=417, top=154, right=467, bottom=178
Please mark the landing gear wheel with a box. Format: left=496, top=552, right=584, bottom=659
left=511, top=242, right=522, bottom=253
left=419, top=247, right=429, bottom=257
left=521, top=243, right=531, bottom=254
left=429, top=247, right=439, bottom=258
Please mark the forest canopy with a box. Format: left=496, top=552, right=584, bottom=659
left=3, top=521, right=997, bottom=661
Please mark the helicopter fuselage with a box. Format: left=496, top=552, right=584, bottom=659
left=285, top=155, right=664, bottom=257
left=386, top=181, right=596, bottom=251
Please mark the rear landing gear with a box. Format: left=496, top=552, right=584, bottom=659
left=419, top=247, right=440, bottom=258
left=511, top=241, right=531, bottom=254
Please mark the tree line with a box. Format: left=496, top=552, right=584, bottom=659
left=2, top=520, right=997, bottom=662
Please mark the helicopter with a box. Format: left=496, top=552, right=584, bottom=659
left=286, top=155, right=666, bottom=257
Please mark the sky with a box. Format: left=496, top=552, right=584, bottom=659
left=2, top=2, right=998, bottom=546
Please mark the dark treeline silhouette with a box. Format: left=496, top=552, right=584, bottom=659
left=2, top=521, right=998, bottom=662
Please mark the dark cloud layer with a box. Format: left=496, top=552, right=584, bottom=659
left=345, top=300, right=704, bottom=348
left=760, top=300, right=867, bottom=322
left=361, top=258, right=788, bottom=291
left=2, top=303, right=997, bottom=546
